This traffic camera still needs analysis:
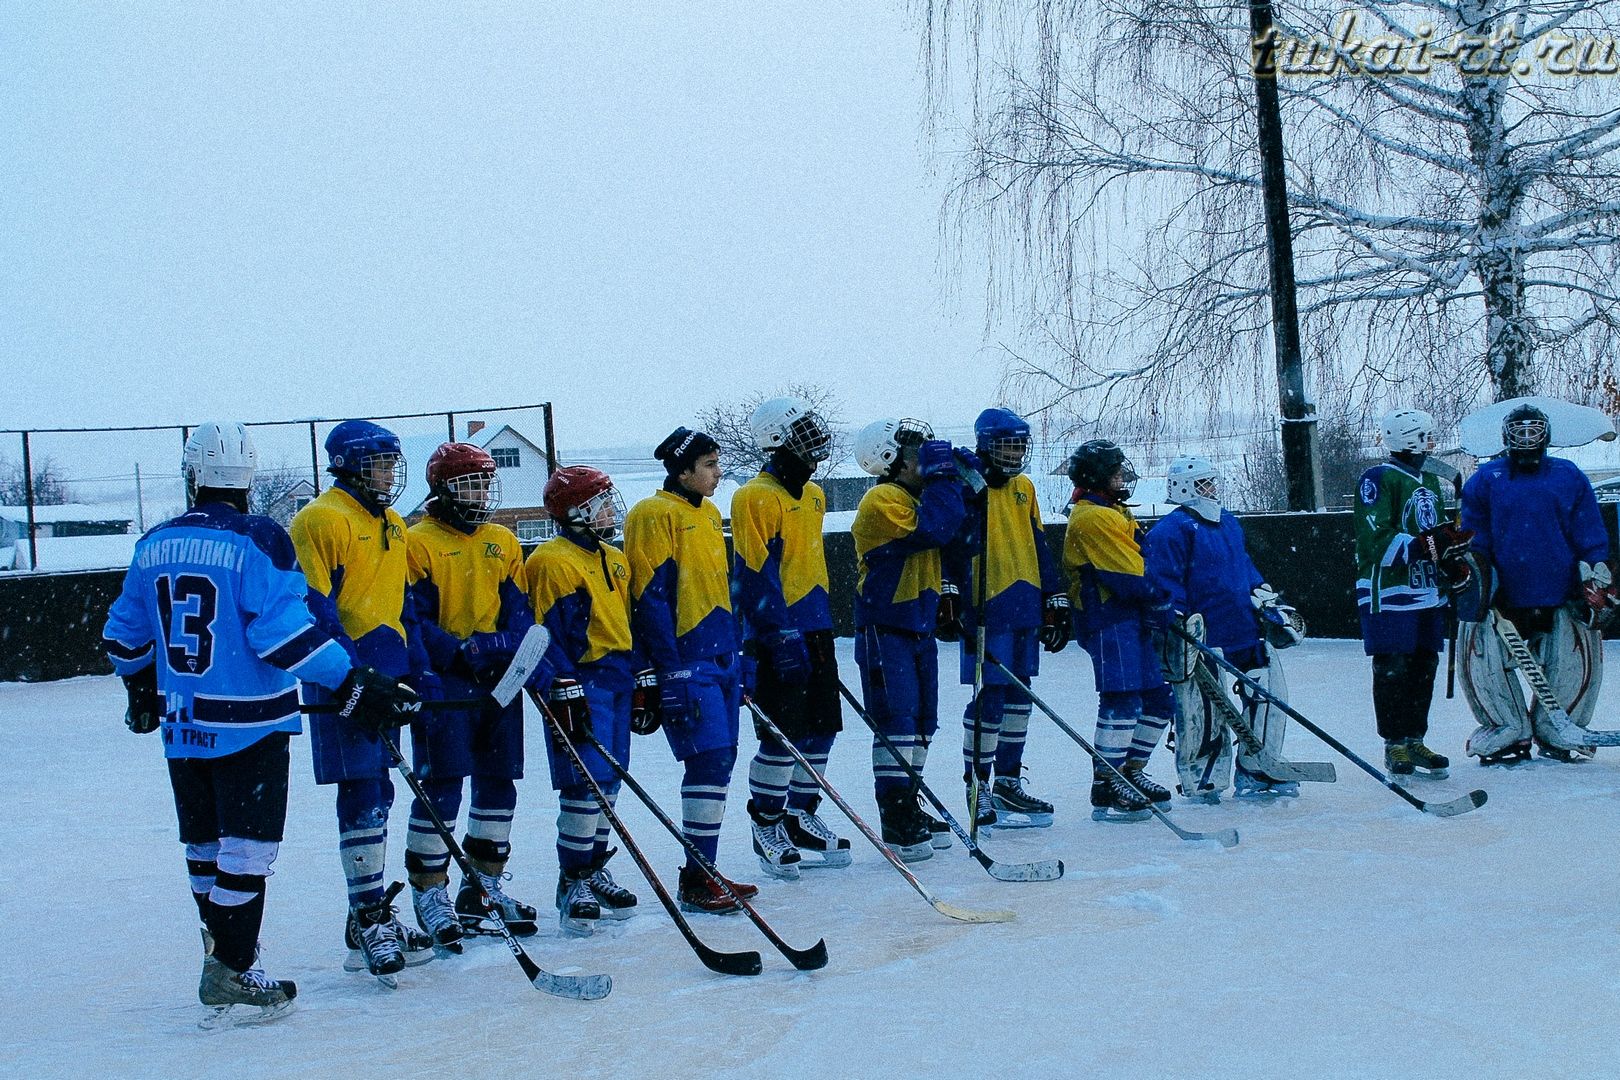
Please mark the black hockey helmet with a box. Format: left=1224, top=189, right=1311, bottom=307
left=1502, top=403, right=1549, bottom=467
left=1066, top=439, right=1137, bottom=495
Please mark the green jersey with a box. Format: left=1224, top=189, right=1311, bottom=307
left=1355, top=459, right=1450, bottom=615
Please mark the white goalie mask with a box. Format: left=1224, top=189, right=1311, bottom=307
left=1166, top=456, right=1222, bottom=523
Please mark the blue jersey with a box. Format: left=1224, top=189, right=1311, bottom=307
left=102, top=502, right=352, bottom=760
left=1461, top=455, right=1610, bottom=609
left=1144, top=507, right=1266, bottom=653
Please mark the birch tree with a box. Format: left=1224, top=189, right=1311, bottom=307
left=924, top=0, right=1620, bottom=435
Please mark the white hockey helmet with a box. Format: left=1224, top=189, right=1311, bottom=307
left=1165, top=456, right=1221, bottom=507
left=1380, top=409, right=1436, bottom=454
left=183, top=421, right=257, bottom=500
left=749, top=396, right=833, bottom=463
left=854, top=417, right=933, bottom=477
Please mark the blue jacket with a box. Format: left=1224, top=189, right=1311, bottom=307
left=1144, top=507, right=1265, bottom=653
left=1461, top=455, right=1609, bottom=609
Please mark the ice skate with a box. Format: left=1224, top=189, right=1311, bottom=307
left=990, top=774, right=1054, bottom=828
left=1233, top=769, right=1300, bottom=799
left=1384, top=740, right=1416, bottom=776
left=344, top=898, right=406, bottom=985
left=915, top=795, right=953, bottom=850
left=198, top=955, right=296, bottom=1029
left=411, top=881, right=464, bottom=954
left=966, top=777, right=998, bottom=831
left=555, top=868, right=602, bottom=937
left=1090, top=771, right=1150, bottom=822
left=585, top=848, right=639, bottom=919
left=1477, top=740, right=1532, bottom=767
left=1535, top=739, right=1595, bottom=764
left=785, top=797, right=853, bottom=867
left=1122, top=761, right=1172, bottom=808
left=457, top=870, right=539, bottom=936
left=877, top=787, right=933, bottom=862
left=1403, top=738, right=1451, bottom=778
left=748, top=799, right=803, bottom=881
left=676, top=865, right=752, bottom=915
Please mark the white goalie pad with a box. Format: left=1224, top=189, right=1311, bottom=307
left=1232, top=646, right=1290, bottom=776
left=1460, top=608, right=1603, bottom=755
left=1165, top=615, right=1233, bottom=797
left=1538, top=607, right=1603, bottom=736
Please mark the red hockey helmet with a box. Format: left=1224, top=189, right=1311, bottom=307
left=426, top=442, right=501, bottom=526
left=543, top=466, right=625, bottom=541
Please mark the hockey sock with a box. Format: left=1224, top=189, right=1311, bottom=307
left=336, top=778, right=392, bottom=908
left=207, top=873, right=267, bottom=973
left=186, top=841, right=219, bottom=919
left=680, top=747, right=735, bottom=869
left=1128, top=712, right=1171, bottom=765
left=910, top=736, right=930, bottom=774
left=465, top=775, right=516, bottom=874
left=405, top=776, right=463, bottom=884
left=556, top=784, right=599, bottom=875
left=786, top=733, right=834, bottom=812
left=748, top=739, right=796, bottom=815
left=591, top=782, right=620, bottom=861
left=963, top=686, right=1006, bottom=782
left=994, top=700, right=1032, bottom=778
left=873, top=731, right=920, bottom=799
left=1095, top=692, right=1141, bottom=770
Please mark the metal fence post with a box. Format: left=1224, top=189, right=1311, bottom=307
left=21, top=431, right=38, bottom=571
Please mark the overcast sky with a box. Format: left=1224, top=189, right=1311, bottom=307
left=1, top=3, right=1006, bottom=458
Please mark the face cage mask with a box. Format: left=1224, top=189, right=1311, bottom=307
left=1115, top=458, right=1140, bottom=500
left=783, top=413, right=833, bottom=463
left=981, top=435, right=1029, bottom=474
left=1193, top=475, right=1220, bottom=502
left=355, top=452, right=407, bottom=507
left=442, top=471, right=502, bottom=525
left=1504, top=417, right=1549, bottom=454
left=567, top=486, right=627, bottom=542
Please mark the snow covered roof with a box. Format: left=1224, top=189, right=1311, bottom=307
left=0, top=504, right=134, bottom=525
left=395, top=423, right=550, bottom=516
left=5, top=533, right=138, bottom=572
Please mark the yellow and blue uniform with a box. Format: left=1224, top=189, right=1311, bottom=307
left=853, top=476, right=967, bottom=797
left=732, top=472, right=834, bottom=637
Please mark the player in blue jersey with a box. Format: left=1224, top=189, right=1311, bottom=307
left=103, top=422, right=415, bottom=1023
left=290, top=420, right=438, bottom=980
left=1460, top=404, right=1614, bottom=764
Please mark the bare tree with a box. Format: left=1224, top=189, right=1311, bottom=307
left=248, top=461, right=310, bottom=525
left=924, top=0, right=1620, bottom=441
left=0, top=456, right=71, bottom=506
left=698, top=384, right=852, bottom=478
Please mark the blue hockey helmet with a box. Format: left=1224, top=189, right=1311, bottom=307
left=325, top=420, right=407, bottom=506
left=974, top=407, right=1031, bottom=474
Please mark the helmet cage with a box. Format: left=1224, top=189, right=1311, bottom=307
left=981, top=434, right=1029, bottom=474
left=894, top=418, right=933, bottom=450
left=352, top=451, right=407, bottom=507
left=438, top=470, right=501, bottom=525
left=1504, top=414, right=1550, bottom=454
left=566, top=485, right=627, bottom=542
left=781, top=411, right=833, bottom=463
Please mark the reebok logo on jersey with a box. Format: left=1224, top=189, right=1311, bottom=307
left=439, top=550, right=462, bottom=558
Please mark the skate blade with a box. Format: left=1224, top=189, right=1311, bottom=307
left=198, top=999, right=296, bottom=1029
left=928, top=831, right=953, bottom=850
left=558, top=916, right=599, bottom=938
left=431, top=940, right=464, bottom=957
left=989, top=811, right=1053, bottom=829
left=756, top=856, right=802, bottom=881
left=886, top=841, right=934, bottom=863
left=402, top=946, right=435, bottom=967
left=1091, top=808, right=1151, bottom=823
left=1183, top=791, right=1221, bottom=805
left=1409, top=768, right=1450, bottom=780
left=677, top=900, right=744, bottom=916
left=797, top=848, right=853, bottom=868
left=595, top=905, right=638, bottom=921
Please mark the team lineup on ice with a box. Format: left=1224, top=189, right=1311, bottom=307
left=42, top=393, right=1620, bottom=1072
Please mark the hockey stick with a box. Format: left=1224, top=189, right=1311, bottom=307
left=836, top=680, right=1063, bottom=882
left=985, top=655, right=1239, bottom=848
left=569, top=725, right=829, bottom=971
left=306, top=624, right=554, bottom=714
left=529, top=690, right=763, bottom=977
left=1171, top=625, right=1488, bottom=818
left=376, top=729, right=612, bottom=1000
left=1188, top=663, right=1336, bottom=783
left=743, top=697, right=1015, bottom=924
left=1490, top=612, right=1602, bottom=749
left=303, top=697, right=489, bottom=714
left=970, top=497, right=990, bottom=843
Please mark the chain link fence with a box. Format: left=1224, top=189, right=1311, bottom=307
left=0, top=403, right=555, bottom=574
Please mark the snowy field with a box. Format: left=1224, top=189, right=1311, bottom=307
left=5, top=638, right=1620, bottom=1080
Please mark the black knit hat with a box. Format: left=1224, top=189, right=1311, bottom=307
left=654, top=426, right=720, bottom=475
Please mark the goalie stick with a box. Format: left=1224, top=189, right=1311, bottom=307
left=1187, top=663, right=1336, bottom=783
left=1490, top=612, right=1606, bottom=749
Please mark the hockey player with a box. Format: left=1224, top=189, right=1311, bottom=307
left=851, top=418, right=969, bottom=860
left=404, top=442, right=560, bottom=949
left=946, top=407, right=1068, bottom=829
left=526, top=465, right=643, bottom=934
left=1459, top=403, right=1612, bottom=764
left=623, top=427, right=759, bottom=913
left=1355, top=409, right=1472, bottom=778
left=733, top=397, right=852, bottom=879
left=1063, top=439, right=1174, bottom=822
left=103, top=422, right=415, bottom=1021
left=290, top=419, right=438, bottom=980
left=1145, top=456, right=1304, bottom=800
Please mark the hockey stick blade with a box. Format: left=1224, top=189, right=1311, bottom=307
left=571, top=728, right=827, bottom=971
left=491, top=624, right=551, bottom=707
left=526, top=963, right=613, bottom=1001
left=1420, top=789, right=1490, bottom=818
left=745, top=697, right=1017, bottom=924
left=1188, top=665, right=1336, bottom=783
left=530, top=693, right=762, bottom=977
left=1568, top=728, right=1620, bottom=746
left=835, top=681, right=1064, bottom=884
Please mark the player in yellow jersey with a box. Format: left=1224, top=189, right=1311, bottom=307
left=403, top=443, right=561, bottom=950
left=526, top=466, right=643, bottom=935
left=734, top=398, right=852, bottom=879
left=1062, top=439, right=1175, bottom=823
left=945, top=408, right=1069, bottom=831
left=289, top=420, right=436, bottom=980
left=623, top=427, right=758, bottom=914
left=851, top=418, right=969, bottom=861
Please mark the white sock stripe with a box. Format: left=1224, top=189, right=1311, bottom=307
left=210, top=886, right=259, bottom=907
left=185, top=841, right=221, bottom=862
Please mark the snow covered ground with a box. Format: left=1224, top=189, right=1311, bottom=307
left=6, top=638, right=1619, bottom=1080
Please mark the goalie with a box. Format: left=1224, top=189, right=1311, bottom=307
left=1146, top=457, right=1305, bottom=801
left=1458, top=404, right=1615, bottom=765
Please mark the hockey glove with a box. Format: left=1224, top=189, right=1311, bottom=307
left=657, top=667, right=697, bottom=730
left=764, top=629, right=811, bottom=687
left=1039, top=593, right=1072, bottom=653
left=1250, top=583, right=1281, bottom=610
left=404, top=670, right=444, bottom=703
left=952, top=447, right=987, bottom=493
left=546, top=677, right=592, bottom=741
left=630, top=669, right=662, bottom=735
left=935, top=582, right=963, bottom=642
left=1414, top=522, right=1474, bottom=569
left=122, top=665, right=161, bottom=734
left=1579, top=561, right=1619, bottom=627
left=1258, top=603, right=1307, bottom=648
left=337, top=666, right=421, bottom=733
left=918, top=439, right=956, bottom=481
left=458, top=630, right=523, bottom=682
